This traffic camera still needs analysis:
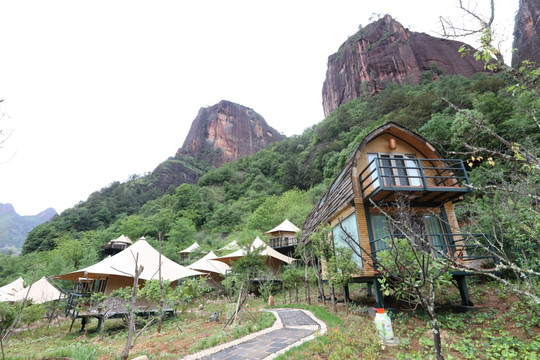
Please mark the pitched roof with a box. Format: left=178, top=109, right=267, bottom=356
left=55, top=237, right=203, bottom=282
left=188, top=251, right=230, bottom=275
left=0, top=290, right=18, bottom=302
left=14, top=277, right=65, bottom=304
left=214, top=237, right=295, bottom=265
left=179, top=242, right=200, bottom=254
left=0, top=277, right=24, bottom=295
left=264, top=219, right=300, bottom=235
left=218, top=240, right=240, bottom=252
left=109, top=234, right=132, bottom=244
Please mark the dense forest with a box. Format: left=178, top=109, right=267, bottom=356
left=1, top=67, right=538, bottom=292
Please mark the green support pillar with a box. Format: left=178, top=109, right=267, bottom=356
left=454, top=275, right=474, bottom=306
left=344, top=285, right=351, bottom=303
left=373, top=278, right=385, bottom=308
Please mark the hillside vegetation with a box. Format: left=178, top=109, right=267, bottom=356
left=0, top=69, right=537, bottom=289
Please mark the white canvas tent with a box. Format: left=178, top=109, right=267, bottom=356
left=0, top=290, right=18, bottom=302
left=264, top=219, right=300, bottom=235
left=188, top=251, right=230, bottom=275
left=178, top=241, right=199, bottom=255
left=15, top=277, right=65, bottom=304
left=218, top=240, right=240, bottom=252
left=0, top=277, right=25, bottom=296
left=214, top=237, right=295, bottom=273
left=55, top=237, right=203, bottom=295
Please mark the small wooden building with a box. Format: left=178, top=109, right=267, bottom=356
left=301, top=122, right=494, bottom=308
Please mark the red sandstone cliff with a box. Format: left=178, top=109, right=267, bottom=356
left=512, top=0, right=540, bottom=67
left=176, top=100, right=285, bottom=167
left=322, top=15, right=487, bottom=117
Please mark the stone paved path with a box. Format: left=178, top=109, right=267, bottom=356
left=182, top=308, right=326, bottom=360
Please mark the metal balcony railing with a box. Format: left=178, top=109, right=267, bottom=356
left=370, top=233, right=497, bottom=269
left=269, top=237, right=298, bottom=249
left=359, top=157, right=471, bottom=203
left=65, top=292, right=91, bottom=318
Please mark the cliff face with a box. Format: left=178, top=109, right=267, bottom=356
left=176, top=100, right=285, bottom=167
left=512, top=0, right=540, bottom=67
left=322, top=15, right=487, bottom=117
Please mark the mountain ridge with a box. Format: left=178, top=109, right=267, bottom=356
left=0, top=203, right=56, bottom=254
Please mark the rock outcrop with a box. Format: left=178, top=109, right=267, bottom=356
left=512, top=0, right=540, bottom=67
left=176, top=100, right=285, bottom=167
left=322, top=15, right=487, bottom=117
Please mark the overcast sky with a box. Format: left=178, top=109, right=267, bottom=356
left=0, top=0, right=519, bottom=216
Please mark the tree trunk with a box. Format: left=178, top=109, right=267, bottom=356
left=121, top=255, right=144, bottom=360
left=288, top=288, right=292, bottom=303
left=3, top=268, right=38, bottom=344
left=314, top=260, right=326, bottom=305
left=157, top=231, right=165, bottom=334
left=330, top=284, right=337, bottom=313
left=303, top=246, right=311, bottom=305
left=425, top=285, right=444, bottom=360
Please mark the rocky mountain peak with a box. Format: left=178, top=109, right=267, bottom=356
left=176, top=100, right=285, bottom=167
left=322, top=14, right=487, bottom=117
left=512, top=0, right=540, bottom=67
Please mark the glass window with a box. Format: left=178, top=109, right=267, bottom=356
left=372, top=214, right=391, bottom=252
left=332, top=213, right=363, bottom=268
left=424, top=215, right=446, bottom=254
left=367, top=153, right=422, bottom=188
left=367, top=153, right=380, bottom=189
left=405, top=155, right=422, bottom=186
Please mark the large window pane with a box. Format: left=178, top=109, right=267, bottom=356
left=372, top=214, right=391, bottom=252
left=367, top=153, right=380, bottom=189
left=405, top=155, right=422, bottom=186
left=425, top=215, right=446, bottom=254
left=333, top=213, right=363, bottom=268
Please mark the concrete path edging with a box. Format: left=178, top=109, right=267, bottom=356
left=262, top=309, right=328, bottom=360
left=180, top=308, right=327, bottom=360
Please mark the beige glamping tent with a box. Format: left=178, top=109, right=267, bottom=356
left=178, top=241, right=200, bottom=261
left=188, top=251, right=230, bottom=283
left=56, top=237, right=203, bottom=295
left=0, top=290, right=18, bottom=302
left=0, top=277, right=25, bottom=296
left=217, top=240, right=240, bottom=252
left=215, top=237, right=295, bottom=274
left=15, top=277, right=65, bottom=304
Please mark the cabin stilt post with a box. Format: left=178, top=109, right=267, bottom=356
left=454, top=275, right=474, bottom=306
left=373, top=278, right=385, bottom=308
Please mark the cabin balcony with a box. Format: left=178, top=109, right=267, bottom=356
left=370, top=233, right=497, bottom=271
left=269, top=236, right=298, bottom=249
left=359, top=157, right=471, bottom=205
